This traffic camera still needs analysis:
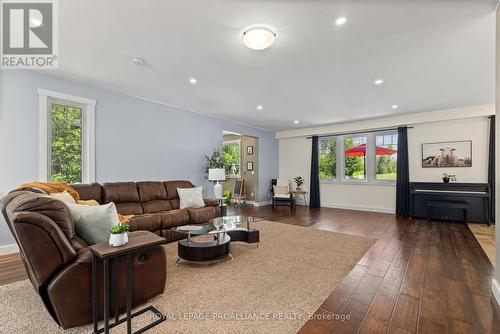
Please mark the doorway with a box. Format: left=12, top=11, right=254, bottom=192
left=222, top=131, right=259, bottom=205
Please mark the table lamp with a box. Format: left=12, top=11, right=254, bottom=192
left=208, top=168, right=226, bottom=200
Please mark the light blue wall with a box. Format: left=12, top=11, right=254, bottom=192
left=0, top=70, right=278, bottom=246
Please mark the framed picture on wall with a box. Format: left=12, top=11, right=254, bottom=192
left=247, top=162, right=254, bottom=171
left=247, top=146, right=253, bottom=155
left=422, top=140, right=472, bottom=168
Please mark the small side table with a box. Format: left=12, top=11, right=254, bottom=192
left=292, top=190, right=308, bottom=206
left=90, top=232, right=166, bottom=334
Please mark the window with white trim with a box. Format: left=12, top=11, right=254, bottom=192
left=319, top=131, right=398, bottom=184
left=38, top=89, right=96, bottom=184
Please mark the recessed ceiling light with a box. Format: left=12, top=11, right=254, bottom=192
left=189, top=77, right=197, bottom=84
left=131, top=57, right=145, bottom=65
left=392, top=105, right=399, bottom=109
left=294, top=120, right=300, bottom=124
left=256, top=105, right=263, bottom=110
left=374, top=79, right=384, bottom=85
left=242, top=26, right=276, bottom=50
left=335, top=17, right=347, bottom=26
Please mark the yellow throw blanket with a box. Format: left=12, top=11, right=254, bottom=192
left=20, top=182, right=80, bottom=201
left=19, top=182, right=133, bottom=223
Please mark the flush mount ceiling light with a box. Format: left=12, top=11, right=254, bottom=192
left=374, top=79, right=384, bottom=85
left=189, top=77, right=197, bottom=84
left=242, top=26, right=276, bottom=50
left=294, top=120, right=300, bottom=124
left=392, top=105, right=399, bottom=109
left=335, top=17, right=347, bottom=26
left=256, top=105, right=263, bottom=110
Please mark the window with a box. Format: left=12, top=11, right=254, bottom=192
left=48, top=102, right=83, bottom=183
left=319, top=137, right=336, bottom=179
left=375, top=133, right=398, bottom=181
left=344, top=135, right=367, bottom=180
left=223, top=140, right=241, bottom=178
left=318, top=131, right=398, bottom=184
left=38, top=89, right=96, bottom=183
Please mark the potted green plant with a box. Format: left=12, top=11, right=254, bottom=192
left=109, top=223, right=129, bottom=247
left=294, top=176, right=304, bottom=191
left=442, top=173, right=457, bottom=183
left=204, top=148, right=225, bottom=179
left=223, top=189, right=231, bottom=205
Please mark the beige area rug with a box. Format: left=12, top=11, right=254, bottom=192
left=0, top=221, right=375, bottom=334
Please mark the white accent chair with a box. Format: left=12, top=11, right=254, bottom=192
left=271, top=178, right=295, bottom=212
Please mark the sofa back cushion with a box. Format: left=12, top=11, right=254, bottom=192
left=137, top=181, right=172, bottom=213
left=71, top=183, right=103, bottom=203
left=103, top=182, right=143, bottom=215
left=164, top=181, right=194, bottom=200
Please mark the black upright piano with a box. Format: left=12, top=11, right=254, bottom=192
left=410, top=182, right=491, bottom=224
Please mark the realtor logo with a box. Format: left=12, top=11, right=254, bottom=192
left=1, top=0, right=58, bottom=68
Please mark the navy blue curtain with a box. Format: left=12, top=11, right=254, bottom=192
left=310, top=136, right=320, bottom=208
left=489, top=116, right=495, bottom=224
left=396, top=127, right=410, bottom=216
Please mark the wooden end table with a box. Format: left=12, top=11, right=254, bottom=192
left=292, top=190, right=308, bottom=206
left=90, top=232, right=166, bottom=334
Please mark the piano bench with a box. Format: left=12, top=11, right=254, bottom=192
left=426, top=200, right=469, bottom=223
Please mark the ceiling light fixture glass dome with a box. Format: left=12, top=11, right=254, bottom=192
left=242, top=26, right=276, bottom=50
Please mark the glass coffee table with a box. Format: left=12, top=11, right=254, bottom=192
left=172, top=216, right=261, bottom=264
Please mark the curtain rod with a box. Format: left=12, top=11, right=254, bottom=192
left=305, top=125, right=414, bottom=139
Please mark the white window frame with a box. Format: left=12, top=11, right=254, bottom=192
left=223, top=139, right=242, bottom=179
left=38, top=89, right=96, bottom=183
left=319, top=131, right=397, bottom=186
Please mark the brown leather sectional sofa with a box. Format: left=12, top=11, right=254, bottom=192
left=0, top=180, right=221, bottom=329
left=72, top=180, right=221, bottom=242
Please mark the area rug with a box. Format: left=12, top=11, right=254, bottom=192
left=0, top=221, right=375, bottom=334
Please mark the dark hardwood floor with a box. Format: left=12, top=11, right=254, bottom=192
left=0, top=204, right=499, bottom=333
left=231, top=205, right=500, bottom=334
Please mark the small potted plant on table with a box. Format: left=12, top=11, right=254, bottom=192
left=109, top=223, right=129, bottom=247
left=294, top=176, right=304, bottom=191
left=442, top=173, right=457, bottom=183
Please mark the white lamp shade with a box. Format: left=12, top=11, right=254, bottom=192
left=208, top=168, right=226, bottom=181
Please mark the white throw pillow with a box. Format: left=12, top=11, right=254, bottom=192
left=50, top=191, right=76, bottom=204
left=178, top=187, right=205, bottom=209
left=67, top=202, right=120, bottom=245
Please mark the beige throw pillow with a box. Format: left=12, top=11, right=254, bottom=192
left=273, top=185, right=289, bottom=195
left=178, top=187, right=205, bottom=209
left=50, top=191, right=77, bottom=204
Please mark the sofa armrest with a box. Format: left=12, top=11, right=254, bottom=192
left=204, top=198, right=220, bottom=207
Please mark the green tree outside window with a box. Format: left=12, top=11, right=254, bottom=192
left=49, top=103, right=83, bottom=183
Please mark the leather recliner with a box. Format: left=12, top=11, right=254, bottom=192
left=0, top=190, right=167, bottom=329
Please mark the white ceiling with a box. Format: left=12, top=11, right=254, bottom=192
left=48, top=0, right=497, bottom=131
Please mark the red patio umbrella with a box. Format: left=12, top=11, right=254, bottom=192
left=344, top=144, right=397, bottom=156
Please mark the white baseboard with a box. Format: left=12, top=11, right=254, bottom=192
left=493, top=279, right=500, bottom=306
left=320, top=202, right=395, bottom=214
left=0, top=243, right=19, bottom=255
